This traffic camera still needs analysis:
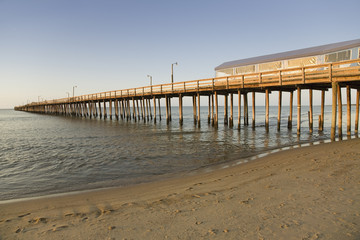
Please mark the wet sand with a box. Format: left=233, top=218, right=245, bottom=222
left=1, top=138, right=360, bottom=239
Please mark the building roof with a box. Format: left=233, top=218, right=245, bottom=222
left=215, top=39, right=360, bottom=71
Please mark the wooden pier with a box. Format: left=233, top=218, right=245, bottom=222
left=15, top=59, right=360, bottom=140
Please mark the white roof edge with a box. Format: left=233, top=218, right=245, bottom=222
left=215, top=39, right=360, bottom=71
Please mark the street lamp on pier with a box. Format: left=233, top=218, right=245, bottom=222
left=147, top=75, right=152, bottom=86
left=171, top=62, right=178, bottom=84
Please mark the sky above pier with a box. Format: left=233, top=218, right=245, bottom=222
left=1, top=0, right=359, bottom=108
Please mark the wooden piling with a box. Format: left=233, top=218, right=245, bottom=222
left=197, top=93, right=201, bottom=126
left=103, top=101, right=107, bottom=119
left=277, top=91, right=282, bottom=131
left=215, top=91, right=218, bottom=127
left=319, top=90, right=325, bottom=132
left=243, top=93, right=248, bottom=126
left=132, top=98, right=136, bottom=122
left=98, top=101, right=102, bottom=119
left=346, top=85, right=351, bottom=136
left=297, top=87, right=301, bottom=135
left=158, top=98, right=161, bottom=121
left=265, top=89, right=269, bottom=132
left=115, top=100, right=119, bottom=120
left=309, top=89, right=313, bottom=133
left=238, top=90, right=241, bottom=129
left=179, top=94, right=183, bottom=125
left=356, top=90, right=359, bottom=134
left=153, top=97, right=156, bottom=123
left=252, top=92, right=255, bottom=129
left=211, top=94, right=215, bottom=126
left=338, top=85, right=342, bottom=139
left=224, top=94, right=228, bottom=125
left=168, top=98, right=172, bottom=121
left=165, top=96, right=169, bottom=124
left=230, top=93, right=234, bottom=128
left=208, top=95, right=211, bottom=124
left=192, top=95, right=197, bottom=124
left=288, top=91, right=293, bottom=129
left=109, top=100, right=113, bottom=119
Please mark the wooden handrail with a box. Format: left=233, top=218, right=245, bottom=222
left=19, top=59, right=360, bottom=107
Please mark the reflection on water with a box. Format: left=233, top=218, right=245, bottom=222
left=0, top=105, right=356, bottom=201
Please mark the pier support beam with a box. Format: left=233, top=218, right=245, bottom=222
left=356, top=90, right=359, bottom=134
left=297, top=87, right=301, bottom=135
left=98, top=101, right=102, bottom=119
left=165, top=96, right=170, bottom=124
left=103, top=101, right=107, bottom=119
left=338, top=85, right=343, bottom=139
left=230, top=93, right=234, bottom=128
left=192, top=95, right=197, bottom=124
left=265, top=89, right=269, bottom=132
left=153, top=97, right=156, bottom=123
left=288, top=91, right=293, bottom=129
left=224, top=94, right=228, bottom=125
left=197, top=93, right=201, bottom=126
left=115, top=100, right=119, bottom=120
left=211, top=94, right=215, bottom=126
left=347, top=85, right=351, bottom=136
left=109, top=100, right=113, bottom=119
left=158, top=98, right=161, bottom=121
left=243, top=93, right=248, bottom=126
left=277, top=91, right=282, bottom=131
left=319, top=90, right=325, bottom=132
left=331, top=82, right=338, bottom=141
left=238, top=90, right=241, bottom=129
left=208, top=95, right=211, bottom=124
left=252, top=92, right=255, bottom=129
left=309, top=89, right=313, bottom=133
left=179, top=94, right=183, bottom=125
left=215, top=91, right=218, bottom=127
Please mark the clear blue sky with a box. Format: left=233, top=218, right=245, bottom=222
left=1, top=0, right=359, bottom=108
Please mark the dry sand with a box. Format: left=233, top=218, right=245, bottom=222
left=1, top=138, right=360, bottom=240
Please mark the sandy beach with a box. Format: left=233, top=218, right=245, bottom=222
left=1, top=138, right=359, bottom=240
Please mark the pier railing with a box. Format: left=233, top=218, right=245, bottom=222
left=21, top=59, right=360, bottom=106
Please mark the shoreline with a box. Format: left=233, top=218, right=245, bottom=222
left=1, top=136, right=353, bottom=204
left=1, top=138, right=360, bottom=239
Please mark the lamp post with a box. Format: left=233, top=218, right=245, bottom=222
left=147, top=75, right=152, bottom=86
left=73, top=86, right=77, bottom=101
left=38, top=96, right=41, bottom=102
left=171, top=62, right=178, bottom=84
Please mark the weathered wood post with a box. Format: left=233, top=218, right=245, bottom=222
left=211, top=93, right=215, bottom=126
left=337, top=85, right=343, bottom=139
left=98, top=101, right=102, bottom=119
left=252, top=92, right=255, bottom=129
left=208, top=95, right=211, bottom=124
left=277, top=90, right=282, bottom=131
left=109, top=100, right=112, bottom=120
left=288, top=91, right=293, bottom=129
left=230, top=93, right=234, bottom=128
left=179, top=94, right=183, bottom=125
left=103, top=101, right=107, bottom=119
left=243, top=93, right=248, bottom=126
left=197, top=93, right=201, bottom=126
left=165, top=95, right=169, bottom=124
left=346, top=85, right=351, bottom=136
left=192, top=95, right=197, bottom=124
left=215, top=91, right=218, bottom=127
left=224, top=94, right=228, bottom=125
left=331, top=82, right=338, bottom=141
left=238, top=90, right=241, bottom=129
left=132, top=98, right=136, bottom=122
left=153, top=96, right=156, bottom=123
left=265, top=89, right=269, bottom=132
left=356, top=90, right=360, bottom=134
left=319, top=90, right=325, bottom=132
left=158, top=98, right=161, bottom=121
left=309, top=89, right=313, bottom=133
left=297, top=87, right=301, bottom=135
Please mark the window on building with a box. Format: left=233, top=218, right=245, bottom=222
left=325, top=50, right=351, bottom=63
left=235, top=65, right=255, bottom=75
left=288, top=57, right=317, bottom=68
left=259, top=61, right=282, bottom=72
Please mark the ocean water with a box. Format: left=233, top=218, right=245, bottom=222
left=0, top=105, right=356, bottom=201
